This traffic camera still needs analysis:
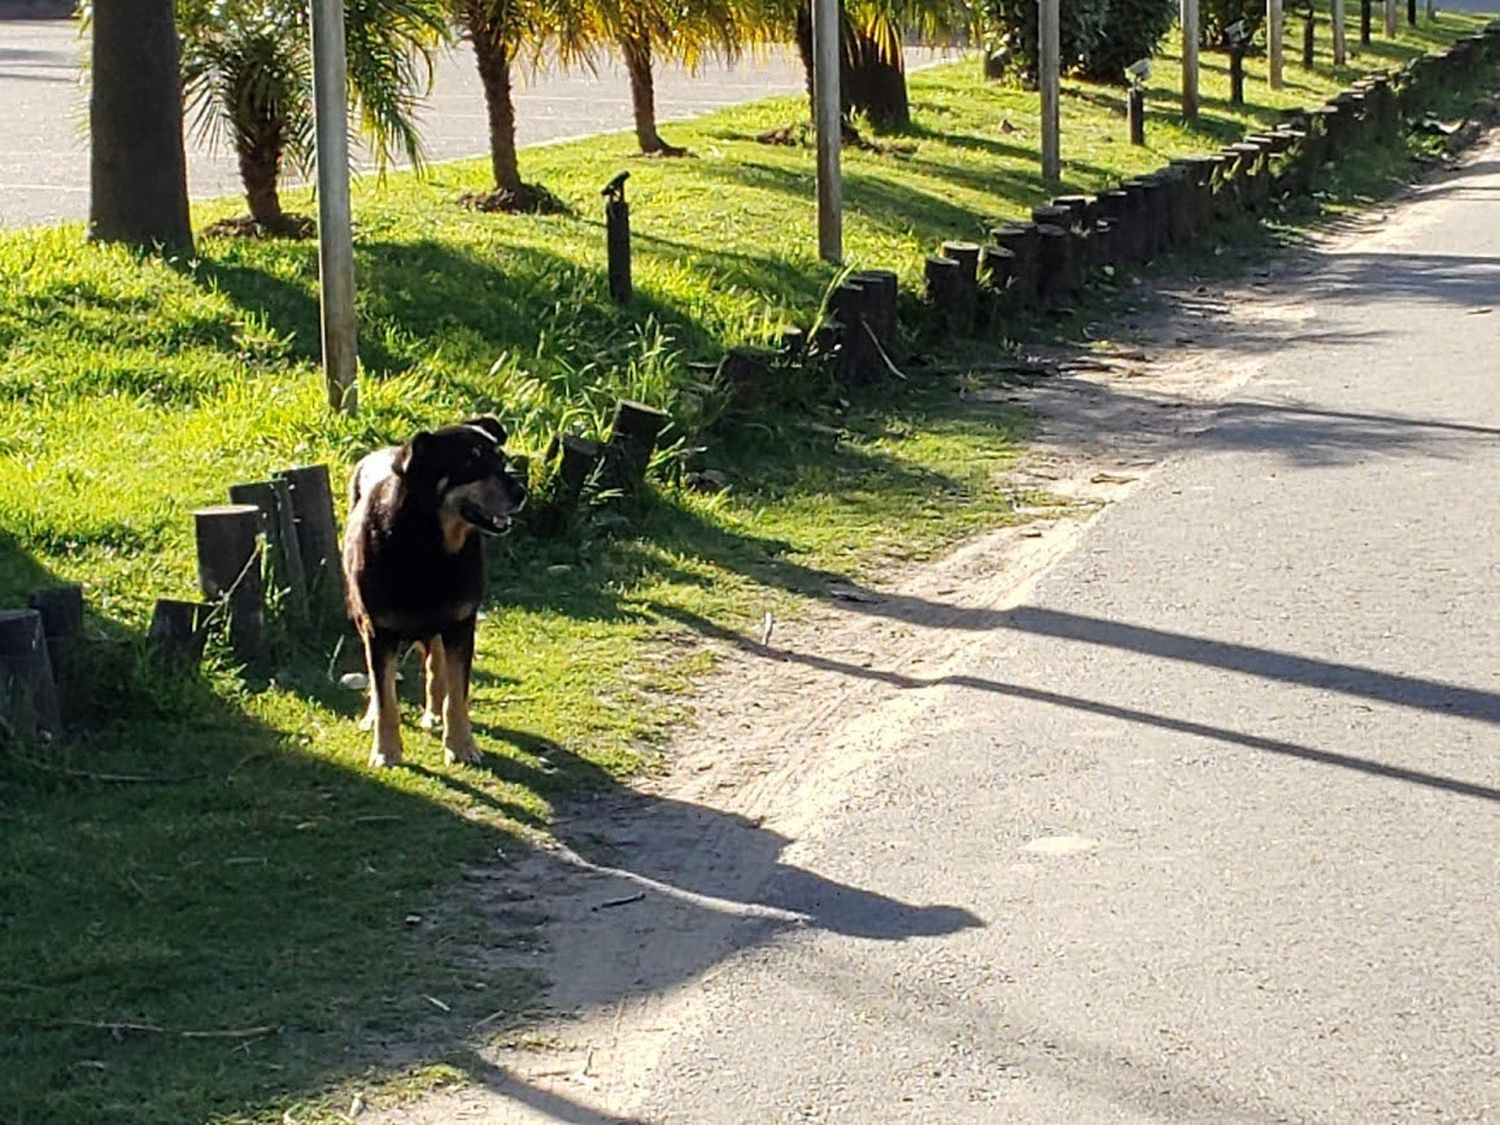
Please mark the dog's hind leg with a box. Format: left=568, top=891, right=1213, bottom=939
left=364, top=630, right=405, bottom=768
left=440, top=618, right=481, bottom=766
left=418, top=637, right=447, bottom=732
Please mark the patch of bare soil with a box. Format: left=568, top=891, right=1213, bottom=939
left=360, top=152, right=1467, bottom=1121
left=201, top=213, right=315, bottom=240
left=458, top=184, right=570, bottom=215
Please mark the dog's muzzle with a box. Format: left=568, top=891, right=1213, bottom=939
left=460, top=502, right=514, bottom=535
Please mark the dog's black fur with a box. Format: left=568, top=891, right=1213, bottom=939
left=342, top=416, right=526, bottom=767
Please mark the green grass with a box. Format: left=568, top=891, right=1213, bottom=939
left=1, top=15, right=1494, bottom=1122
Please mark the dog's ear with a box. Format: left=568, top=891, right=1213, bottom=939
left=397, top=431, right=434, bottom=475
left=464, top=416, right=508, bottom=448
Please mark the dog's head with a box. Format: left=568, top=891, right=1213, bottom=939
left=399, top=416, right=527, bottom=538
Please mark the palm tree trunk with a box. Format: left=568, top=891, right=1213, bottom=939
left=89, top=0, right=193, bottom=251
left=795, top=4, right=815, bottom=119
left=238, top=129, right=287, bottom=228
left=465, top=14, right=522, bottom=195
left=842, top=28, right=910, bottom=129
left=620, top=31, right=679, bottom=155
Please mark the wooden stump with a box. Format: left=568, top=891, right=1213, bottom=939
left=0, top=609, right=61, bottom=742
left=1051, top=195, right=1096, bottom=230
left=27, top=584, right=82, bottom=724
left=1122, top=180, right=1159, bottom=260
left=849, top=269, right=899, bottom=353
left=924, top=255, right=963, bottom=337
left=148, top=599, right=209, bottom=667
left=603, top=400, right=669, bottom=493
left=606, top=196, right=632, bottom=304
left=275, top=464, right=345, bottom=618
left=1034, top=224, right=1074, bottom=305
left=1096, top=191, right=1132, bottom=265
left=940, top=241, right=982, bottom=333
left=1030, top=204, right=1072, bottom=230
left=828, top=280, right=878, bottom=383
left=229, top=479, right=309, bottom=623
left=1127, top=87, right=1146, bottom=145
left=991, top=222, right=1041, bottom=306
left=716, top=347, right=775, bottom=411
left=193, top=503, right=265, bottom=663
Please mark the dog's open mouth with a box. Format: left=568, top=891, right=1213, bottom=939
left=460, top=503, right=513, bottom=535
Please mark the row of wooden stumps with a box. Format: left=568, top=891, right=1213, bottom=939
left=540, top=397, right=671, bottom=526
left=152, top=465, right=346, bottom=669
left=917, top=31, right=1500, bottom=336
left=0, top=583, right=83, bottom=743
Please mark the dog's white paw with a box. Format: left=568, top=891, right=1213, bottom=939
left=369, top=733, right=404, bottom=768
left=443, top=734, right=482, bottom=766
left=418, top=709, right=443, bottom=732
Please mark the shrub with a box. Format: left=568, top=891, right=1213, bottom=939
left=983, top=0, right=1177, bottom=86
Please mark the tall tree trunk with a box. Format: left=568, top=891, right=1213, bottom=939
left=238, top=126, right=288, bottom=228
left=465, top=14, right=522, bottom=194
left=842, top=29, right=910, bottom=129
left=89, top=0, right=193, bottom=251
left=795, top=4, right=816, bottom=119
left=620, top=31, right=682, bottom=155
left=795, top=2, right=909, bottom=131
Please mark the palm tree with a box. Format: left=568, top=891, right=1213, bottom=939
left=597, top=0, right=758, bottom=157
left=789, top=0, right=963, bottom=131
left=176, top=0, right=447, bottom=235
left=455, top=0, right=589, bottom=210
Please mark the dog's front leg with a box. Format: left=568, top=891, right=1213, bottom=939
left=440, top=618, right=481, bottom=766
left=418, top=637, right=447, bottom=732
left=364, top=630, right=404, bottom=768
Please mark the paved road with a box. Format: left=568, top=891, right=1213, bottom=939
left=0, top=19, right=950, bottom=228
left=618, top=147, right=1500, bottom=1121
left=388, top=140, right=1500, bottom=1124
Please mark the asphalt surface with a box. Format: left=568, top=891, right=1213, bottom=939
left=497, top=146, right=1499, bottom=1123
left=0, top=19, right=948, bottom=228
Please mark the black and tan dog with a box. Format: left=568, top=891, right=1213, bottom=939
left=343, top=417, right=526, bottom=768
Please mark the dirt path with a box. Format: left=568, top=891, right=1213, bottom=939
left=361, top=162, right=1455, bottom=1124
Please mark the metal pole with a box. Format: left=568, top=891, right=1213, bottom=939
left=812, top=0, right=842, bottom=263
left=1333, top=0, right=1347, bottom=63
left=1039, top=0, right=1060, bottom=183
left=1268, top=0, right=1285, bottom=88
left=1182, top=0, right=1200, bottom=120
left=310, top=0, right=358, bottom=415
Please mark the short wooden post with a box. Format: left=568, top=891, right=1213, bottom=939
left=148, top=599, right=210, bottom=666
left=229, top=480, right=309, bottom=623
left=0, top=609, right=61, bottom=741
left=275, top=464, right=345, bottom=618
left=828, top=279, right=877, bottom=382
left=1127, top=87, right=1147, bottom=145
left=940, top=240, right=982, bottom=332
left=553, top=434, right=603, bottom=495
left=849, top=268, right=899, bottom=352
left=980, top=244, right=1015, bottom=296
left=603, top=173, right=632, bottom=304
left=716, top=347, right=774, bottom=411
left=1230, top=44, right=1247, bottom=104
left=924, top=255, right=963, bottom=336
left=1361, top=0, right=1372, bottom=44
left=1034, top=224, right=1073, bottom=304
left=991, top=222, right=1041, bottom=306
left=603, top=400, right=669, bottom=492
left=1303, top=8, right=1316, bottom=68
left=194, top=503, right=265, bottom=663
left=27, top=584, right=82, bottom=723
